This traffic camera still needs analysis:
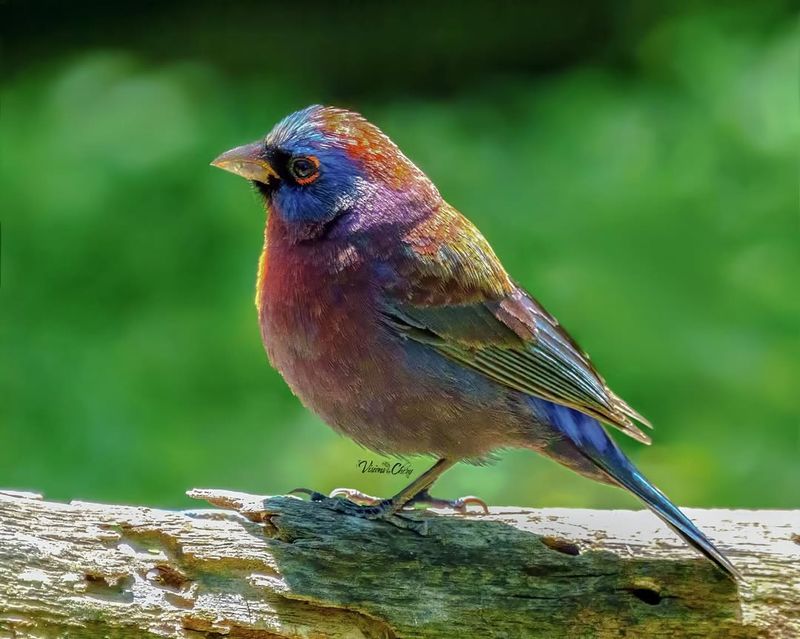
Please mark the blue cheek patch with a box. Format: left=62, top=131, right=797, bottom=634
left=274, top=148, right=361, bottom=226
left=276, top=187, right=334, bottom=226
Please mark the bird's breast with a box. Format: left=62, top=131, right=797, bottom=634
left=253, top=213, right=533, bottom=458
left=257, top=229, right=389, bottom=412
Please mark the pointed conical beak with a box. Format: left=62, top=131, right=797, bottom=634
left=210, top=141, right=279, bottom=183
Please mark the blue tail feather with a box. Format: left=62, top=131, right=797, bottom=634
left=591, top=453, right=741, bottom=581
left=536, top=401, right=740, bottom=580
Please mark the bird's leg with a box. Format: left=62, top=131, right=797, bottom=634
left=291, top=458, right=457, bottom=533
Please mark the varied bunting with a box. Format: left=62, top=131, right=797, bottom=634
left=212, top=105, right=738, bottom=580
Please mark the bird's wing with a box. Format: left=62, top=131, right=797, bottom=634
left=380, top=203, right=652, bottom=444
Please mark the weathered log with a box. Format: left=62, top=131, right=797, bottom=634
left=0, top=489, right=797, bottom=638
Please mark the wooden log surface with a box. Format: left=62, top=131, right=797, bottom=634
left=0, top=489, right=797, bottom=638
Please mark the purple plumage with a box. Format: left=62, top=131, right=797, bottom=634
left=212, top=105, right=739, bottom=580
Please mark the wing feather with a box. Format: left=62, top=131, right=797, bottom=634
left=382, top=203, right=652, bottom=444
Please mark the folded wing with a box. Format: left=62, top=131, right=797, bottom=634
left=381, top=203, right=652, bottom=444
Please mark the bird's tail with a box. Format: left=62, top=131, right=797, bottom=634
left=590, top=452, right=741, bottom=581
left=539, top=401, right=740, bottom=581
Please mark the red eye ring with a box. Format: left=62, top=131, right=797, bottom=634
left=289, top=155, right=320, bottom=185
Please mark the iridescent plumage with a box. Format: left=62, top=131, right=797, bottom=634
left=212, top=105, right=739, bottom=580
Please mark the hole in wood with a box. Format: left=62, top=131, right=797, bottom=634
left=627, top=587, right=662, bottom=605
left=541, top=536, right=580, bottom=556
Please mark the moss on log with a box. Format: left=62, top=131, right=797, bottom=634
left=0, top=489, right=797, bottom=638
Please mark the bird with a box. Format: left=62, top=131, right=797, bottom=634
left=211, top=105, right=739, bottom=580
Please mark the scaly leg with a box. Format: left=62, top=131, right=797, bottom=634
left=290, top=458, right=459, bottom=532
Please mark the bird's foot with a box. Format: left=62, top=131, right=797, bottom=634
left=289, top=488, right=428, bottom=534
left=407, top=489, right=489, bottom=514
left=328, top=487, right=383, bottom=505
left=326, top=487, right=488, bottom=514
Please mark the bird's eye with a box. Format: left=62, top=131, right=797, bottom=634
left=288, top=156, right=320, bottom=184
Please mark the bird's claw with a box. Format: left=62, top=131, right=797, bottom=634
left=328, top=487, right=383, bottom=505
left=288, top=487, right=328, bottom=502
left=326, top=487, right=488, bottom=514
left=287, top=487, right=428, bottom=535
left=449, top=495, right=490, bottom=515
left=408, top=490, right=489, bottom=515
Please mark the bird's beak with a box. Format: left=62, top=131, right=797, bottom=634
left=210, top=141, right=279, bottom=183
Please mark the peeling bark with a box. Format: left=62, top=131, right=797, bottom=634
left=0, top=489, right=797, bottom=638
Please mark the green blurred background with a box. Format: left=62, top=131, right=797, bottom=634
left=2, top=1, right=798, bottom=510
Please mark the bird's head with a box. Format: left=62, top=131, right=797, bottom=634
left=212, top=105, right=439, bottom=241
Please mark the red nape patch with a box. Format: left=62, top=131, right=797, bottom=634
left=318, top=109, right=416, bottom=187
